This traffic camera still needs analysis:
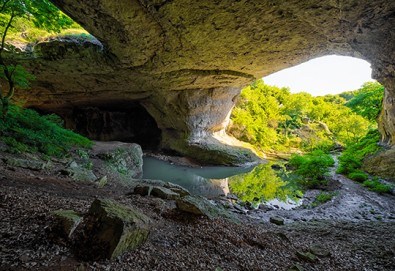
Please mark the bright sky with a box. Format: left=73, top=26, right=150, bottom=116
left=263, top=55, right=374, bottom=96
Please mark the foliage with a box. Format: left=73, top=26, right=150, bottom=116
left=348, top=171, right=368, bottom=182
left=345, top=82, right=384, bottom=122
left=289, top=150, right=334, bottom=188
left=229, top=163, right=301, bottom=207
left=363, top=178, right=393, bottom=194
left=337, top=129, right=382, bottom=176
left=0, top=105, right=91, bottom=156
left=229, top=79, right=372, bottom=152
left=311, top=191, right=337, bottom=207
left=0, top=0, right=77, bottom=117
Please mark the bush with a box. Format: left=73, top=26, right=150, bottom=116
left=348, top=171, right=368, bottom=182
left=0, top=105, right=91, bottom=157
left=311, top=191, right=337, bottom=207
left=289, top=150, right=334, bottom=188
left=337, top=129, right=382, bottom=176
left=363, top=179, right=392, bottom=194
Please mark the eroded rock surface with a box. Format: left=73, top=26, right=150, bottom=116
left=11, top=0, right=395, bottom=164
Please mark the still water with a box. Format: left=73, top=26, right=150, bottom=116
left=142, top=156, right=302, bottom=209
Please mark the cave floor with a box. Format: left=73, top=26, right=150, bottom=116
left=1, top=164, right=395, bottom=271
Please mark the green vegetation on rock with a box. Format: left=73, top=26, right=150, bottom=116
left=0, top=105, right=91, bottom=157
left=289, top=150, right=335, bottom=188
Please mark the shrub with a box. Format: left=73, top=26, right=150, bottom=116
left=289, top=150, right=334, bottom=188
left=337, top=129, right=382, bottom=176
left=348, top=171, right=368, bottom=182
left=311, top=191, right=337, bottom=207
left=363, top=179, right=392, bottom=194
left=0, top=105, right=91, bottom=157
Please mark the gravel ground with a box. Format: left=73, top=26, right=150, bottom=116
left=1, top=164, right=395, bottom=271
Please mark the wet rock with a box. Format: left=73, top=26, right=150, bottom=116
left=52, top=210, right=82, bottom=238
left=270, top=216, right=285, bottom=225
left=73, top=199, right=150, bottom=260
left=3, top=158, right=50, bottom=171
left=296, top=251, right=318, bottom=262
left=176, top=196, right=239, bottom=222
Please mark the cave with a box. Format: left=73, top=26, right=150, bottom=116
left=61, top=103, right=162, bottom=150
left=11, top=0, right=395, bottom=166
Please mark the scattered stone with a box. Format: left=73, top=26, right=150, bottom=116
left=52, top=209, right=83, bottom=238
left=65, top=161, right=97, bottom=182
left=288, top=264, right=304, bottom=271
left=309, top=244, right=331, bottom=257
left=3, top=158, right=49, bottom=171
left=73, top=198, right=150, bottom=260
left=96, top=176, right=108, bottom=188
left=296, top=251, right=318, bottom=262
left=270, top=216, right=285, bottom=225
left=133, top=179, right=190, bottom=199
left=226, top=193, right=238, bottom=201
left=133, top=184, right=180, bottom=200
left=176, top=196, right=239, bottom=222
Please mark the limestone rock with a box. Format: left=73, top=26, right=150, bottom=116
left=176, top=195, right=238, bottom=222
left=132, top=179, right=190, bottom=197
left=64, top=161, right=97, bottom=182
left=363, top=147, right=395, bottom=181
left=52, top=210, right=82, bottom=238
left=11, top=0, right=395, bottom=165
left=73, top=199, right=150, bottom=260
left=3, top=158, right=49, bottom=171
left=92, top=141, right=143, bottom=178
left=133, top=184, right=180, bottom=200
left=296, top=251, right=318, bottom=262
left=270, top=216, right=285, bottom=226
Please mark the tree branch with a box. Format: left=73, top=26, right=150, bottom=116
left=0, top=0, right=11, bottom=13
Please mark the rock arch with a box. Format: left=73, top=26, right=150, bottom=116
left=14, top=0, right=395, bottom=165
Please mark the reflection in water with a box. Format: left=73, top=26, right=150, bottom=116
left=229, top=163, right=303, bottom=208
left=142, top=157, right=302, bottom=208
left=142, top=157, right=252, bottom=198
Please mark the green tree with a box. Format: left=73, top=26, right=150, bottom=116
left=345, top=82, right=384, bottom=122
left=0, top=0, right=73, bottom=117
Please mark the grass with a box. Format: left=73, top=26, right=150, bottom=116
left=363, top=178, right=392, bottom=194
left=311, top=192, right=337, bottom=207
left=0, top=105, right=91, bottom=157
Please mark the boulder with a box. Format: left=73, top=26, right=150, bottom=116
left=132, top=179, right=190, bottom=197
left=52, top=209, right=82, bottom=238
left=269, top=216, right=285, bottom=226
left=73, top=199, right=150, bottom=260
left=3, top=157, right=50, bottom=171
left=92, top=141, right=143, bottom=178
left=134, top=185, right=180, bottom=200
left=64, top=161, right=97, bottom=182
left=176, top=195, right=239, bottom=222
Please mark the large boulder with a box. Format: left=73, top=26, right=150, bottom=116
left=363, top=147, right=395, bottom=181
left=91, top=141, right=143, bottom=180
left=73, top=199, right=150, bottom=260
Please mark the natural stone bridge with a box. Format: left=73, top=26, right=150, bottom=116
left=15, top=0, right=395, bottom=166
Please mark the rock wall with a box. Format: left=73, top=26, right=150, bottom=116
left=10, top=0, right=395, bottom=164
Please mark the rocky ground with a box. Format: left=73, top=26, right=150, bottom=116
left=1, top=150, right=395, bottom=271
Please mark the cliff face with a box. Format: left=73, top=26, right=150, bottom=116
left=12, top=0, right=395, bottom=165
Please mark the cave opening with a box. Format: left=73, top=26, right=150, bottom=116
left=62, top=102, right=162, bottom=151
